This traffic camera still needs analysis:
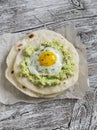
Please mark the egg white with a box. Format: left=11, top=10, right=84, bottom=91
left=28, top=46, right=63, bottom=76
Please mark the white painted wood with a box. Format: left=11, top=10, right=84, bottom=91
left=0, top=0, right=97, bottom=129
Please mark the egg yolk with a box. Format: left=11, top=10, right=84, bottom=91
left=39, top=51, right=57, bottom=66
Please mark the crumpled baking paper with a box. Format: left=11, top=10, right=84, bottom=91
left=0, top=25, right=89, bottom=104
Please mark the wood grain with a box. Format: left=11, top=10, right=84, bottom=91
left=0, top=0, right=97, bottom=33
left=0, top=0, right=97, bottom=130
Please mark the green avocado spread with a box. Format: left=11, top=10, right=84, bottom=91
left=19, top=41, right=75, bottom=88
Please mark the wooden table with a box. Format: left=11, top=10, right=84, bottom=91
left=0, top=0, right=97, bottom=129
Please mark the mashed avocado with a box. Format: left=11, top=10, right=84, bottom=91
left=19, top=41, right=75, bottom=88
left=23, top=45, right=34, bottom=56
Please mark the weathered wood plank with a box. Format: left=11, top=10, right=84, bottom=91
left=0, top=0, right=97, bottom=130
left=0, top=92, right=95, bottom=130
left=0, top=0, right=97, bottom=33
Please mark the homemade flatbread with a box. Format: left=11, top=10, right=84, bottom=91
left=6, top=46, right=58, bottom=98
left=5, top=29, right=79, bottom=97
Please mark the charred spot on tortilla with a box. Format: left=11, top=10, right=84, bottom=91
left=22, top=86, right=26, bottom=89
left=11, top=70, right=14, bottom=74
left=18, top=49, right=21, bottom=51
left=17, top=43, right=23, bottom=47
left=28, top=33, right=34, bottom=38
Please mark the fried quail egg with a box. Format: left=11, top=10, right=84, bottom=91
left=28, top=46, right=63, bottom=76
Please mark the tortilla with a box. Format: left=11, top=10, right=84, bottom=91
left=6, top=29, right=79, bottom=97
left=5, top=45, right=58, bottom=98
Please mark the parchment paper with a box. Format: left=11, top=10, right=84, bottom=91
left=0, top=25, right=89, bottom=104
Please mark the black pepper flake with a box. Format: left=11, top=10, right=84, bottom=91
left=38, top=71, right=42, bottom=73
left=29, top=33, right=34, bottom=38
left=11, top=70, right=14, bottom=74
left=41, top=49, right=44, bottom=51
